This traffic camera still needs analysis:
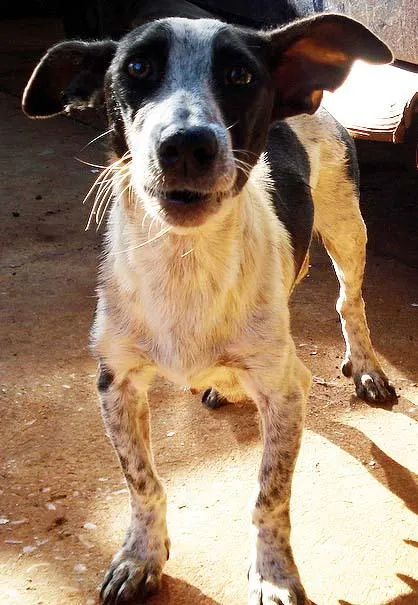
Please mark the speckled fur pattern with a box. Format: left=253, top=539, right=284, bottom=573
left=22, top=14, right=395, bottom=605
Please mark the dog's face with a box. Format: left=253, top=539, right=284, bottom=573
left=105, top=19, right=273, bottom=226
left=23, top=14, right=391, bottom=229
left=106, top=19, right=276, bottom=228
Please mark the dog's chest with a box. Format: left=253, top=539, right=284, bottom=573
left=126, top=234, right=245, bottom=381
left=103, top=180, right=292, bottom=385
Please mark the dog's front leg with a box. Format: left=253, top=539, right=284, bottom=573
left=242, top=349, right=311, bottom=605
left=97, top=365, right=169, bottom=605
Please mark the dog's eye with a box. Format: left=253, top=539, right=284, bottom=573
left=127, top=59, right=152, bottom=79
left=225, top=67, right=253, bottom=86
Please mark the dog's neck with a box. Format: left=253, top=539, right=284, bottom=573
left=106, top=158, right=269, bottom=274
left=106, top=176, right=254, bottom=310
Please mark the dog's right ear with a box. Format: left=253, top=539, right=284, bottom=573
left=22, top=40, right=117, bottom=118
left=267, top=14, right=392, bottom=119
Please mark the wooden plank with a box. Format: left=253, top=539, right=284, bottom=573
left=323, top=0, right=418, bottom=64
left=321, top=61, right=418, bottom=142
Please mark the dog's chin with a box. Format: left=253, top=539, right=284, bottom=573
left=146, top=189, right=230, bottom=229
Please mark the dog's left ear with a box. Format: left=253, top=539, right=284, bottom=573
left=268, top=13, right=393, bottom=119
left=22, top=40, right=117, bottom=118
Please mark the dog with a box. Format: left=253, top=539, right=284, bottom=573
left=23, top=12, right=396, bottom=605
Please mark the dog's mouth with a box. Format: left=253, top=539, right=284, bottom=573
left=160, top=190, right=212, bottom=205
left=142, top=186, right=232, bottom=228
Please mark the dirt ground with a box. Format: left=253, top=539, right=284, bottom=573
left=1, top=18, right=418, bottom=605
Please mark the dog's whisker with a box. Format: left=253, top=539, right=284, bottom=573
left=127, top=183, right=134, bottom=208
left=234, top=157, right=254, bottom=169
left=82, top=168, right=112, bottom=205
left=96, top=194, right=115, bottom=229
left=141, top=210, right=151, bottom=231
left=87, top=190, right=110, bottom=230
left=232, top=148, right=260, bottom=160
left=96, top=175, right=131, bottom=229
left=86, top=202, right=100, bottom=230
left=237, top=168, right=251, bottom=179
left=92, top=172, right=114, bottom=203
left=80, top=128, right=113, bottom=152
left=117, top=179, right=135, bottom=202
left=147, top=216, right=158, bottom=240
left=234, top=156, right=253, bottom=166
left=86, top=175, right=116, bottom=230
left=75, top=157, right=108, bottom=170
left=84, top=156, right=134, bottom=229
left=235, top=158, right=253, bottom=170
left=235, top=162, right=252, bottom=179
left=95, top=181, right=120, bottom=227
left=85, top=177, right=113, bottom=229
left=115, top=226, right=172, bottom=255
left=80, top=151, right=132, bottom=173
left=181, top=248, right=194, bottom=258
left=234, top=156, right=254, bottom=174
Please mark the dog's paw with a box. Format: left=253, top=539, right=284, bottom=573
left=342, top=360, right=396, bottom=402
left=248, top=567, right=308, bottom=605
left=354, top=371, right=396, bottom=402
left=202, top=388, right=229, bottom=409
left=100, top=556, right=163, bottom=604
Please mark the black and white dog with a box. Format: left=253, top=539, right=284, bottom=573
left=23, top=12, right=395, bottom=605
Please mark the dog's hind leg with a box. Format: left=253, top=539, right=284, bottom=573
left=97, top=364, right=169, bottom=604
left=313, top=163, right=396, bottom=402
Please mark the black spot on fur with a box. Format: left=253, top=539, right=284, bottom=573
left=97, top=365, right=114, bottom=391
left=256, top=493, right=272, bottom=509
left=212, top=27, right=274, bottom=192
left=135, top=477, right=147, bottom=492
left=266, top=121, right=314, bottom=278
left=105, top=21, right=171, bottom=157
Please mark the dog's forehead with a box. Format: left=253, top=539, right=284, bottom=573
left=164, top=17, right=226, bottom=46
left=163, top=18, right=226, bottom=80
left=118, top=17, right=258, bottom=70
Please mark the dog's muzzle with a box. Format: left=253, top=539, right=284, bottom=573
left=142, top=124, right=234, bottom=227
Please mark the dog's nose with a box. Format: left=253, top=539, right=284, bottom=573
left=158, top=127, right=218, bottom=173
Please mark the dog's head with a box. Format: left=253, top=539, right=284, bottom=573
left=23, top=15, right=391, bottom=229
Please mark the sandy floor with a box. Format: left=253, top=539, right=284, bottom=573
left=0, top=21, right=417, bottom=605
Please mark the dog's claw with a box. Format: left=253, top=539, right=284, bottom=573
left=341, top=359, right=396, bottom=402
left=248, top=567, right=308, bottom=605
left=353, top=370, right=397, bottom=402
left=202, top=388, right=228, bottom=409
left=100, top=557, right=162, bottom=604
